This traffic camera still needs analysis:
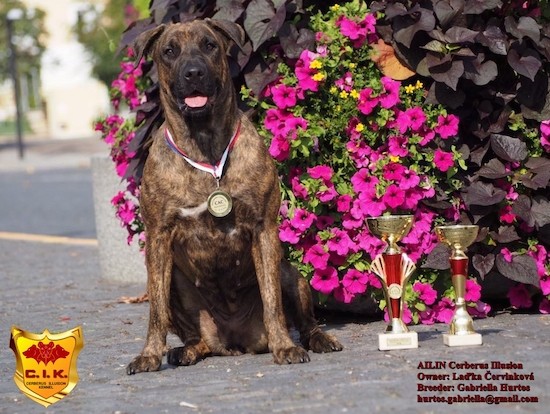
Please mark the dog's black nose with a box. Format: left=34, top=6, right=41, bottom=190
left=184, top=64, right=205, bottom=81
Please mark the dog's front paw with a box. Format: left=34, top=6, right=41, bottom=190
left=308, top=331, right=343, bottom=353
left=273, top=346, right=310, bottom=364
left=126, top=355, right=162, bottom=375
left=166, top=345, right=206, bottom=366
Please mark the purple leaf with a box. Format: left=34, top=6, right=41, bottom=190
left=428, top=57, right=464, bottom=90
left=421, top=243, right=450, bottom=270
left=490, top=226, right=520, bottom=243
left=464, top=0, right=503, bottom=14
left=495, top=254, right=540, bottom=287
left=505, top=16, right=540, bottom=43
left=477, top=158, right=510, bottom=179
left=461, top=181, right=506, bottom=207
left=243, top=0, right=286, bottom=51
left=472, top=253, right=495, bottom=279
left=213, top=0, right=246, bottom=21
left=507, top=45, right=541, bottom=82
left=393, top=7, right=436, bottom=49
left=463, top=59, right=498, bottom=86
left=490, top=134, right=528, bottom=162
left=511, top=195, right=535, bottom=227
left=444, top=26, right=479, bottom=44
left=434, top=0, right=464, bottom=28
left=479, top=26, right=508, bottom=55
left=532, top=198, right=550, bottom=227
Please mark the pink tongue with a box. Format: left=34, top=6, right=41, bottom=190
left=185, top=96, right=208, bottom=108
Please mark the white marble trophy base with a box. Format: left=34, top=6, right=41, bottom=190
left=443, top=333, right=483, bottom=347
left=378, top=331, right=418, bottom=350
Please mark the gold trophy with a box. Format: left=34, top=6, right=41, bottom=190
left=367, top=215, right=418, bottom=350
left=435, top=225, right=482, bottom=347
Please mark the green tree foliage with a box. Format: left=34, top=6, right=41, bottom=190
left=0, top=0, right=46, bottom=84
left=75, top=0, right=140, bottom=87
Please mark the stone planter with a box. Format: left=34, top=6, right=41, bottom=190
left=91, top=155, right=146, bottom=283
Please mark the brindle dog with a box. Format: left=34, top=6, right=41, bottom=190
left=126, top=19, right=342, bottom=375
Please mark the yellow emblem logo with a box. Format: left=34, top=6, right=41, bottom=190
left=10, top=326, right=84, bottom=407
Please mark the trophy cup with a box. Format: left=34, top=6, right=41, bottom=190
left=435, top=225, right=482, bottom=347
left=367, top=215, right=418, bottom=350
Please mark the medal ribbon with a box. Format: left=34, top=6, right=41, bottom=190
left=164, top=121, right=241, bottom=182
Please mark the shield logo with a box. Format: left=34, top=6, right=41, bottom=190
left=10, top=326, right=84, bottom=407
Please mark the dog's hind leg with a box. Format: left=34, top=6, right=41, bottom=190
left=280, top=260, right=343, bottom=353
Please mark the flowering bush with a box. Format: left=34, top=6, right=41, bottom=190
left=242, top=1, right=490, bottom=324
left=94, top=52, right=146, bottom=248
left=95, top=0, right=550, bottom=322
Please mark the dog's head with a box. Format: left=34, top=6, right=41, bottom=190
left=133, top=20, right=245, bottom=119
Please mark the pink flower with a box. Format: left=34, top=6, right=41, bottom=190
left=342, top=269, right=368, bottom=294
left=499, top=205, right=516, bottom=224
left=500, top=248, right=513, bottom=263
left=379, top=77, right=401, bottom=108
left=271, top=84, right=297, bottom=109
left=327, top=228, right=355, bottom=256
left=388, top=135, right=408, bottom=157
left=400, top=169, right=420, bottom=190
left=291, top=176, right=308, bottom=199
left=465, top=279, right=482, bottom=302
left=468, top=300, right=491, bottom=318
left=507, top=284, right=533, bottom=309
left=406, top=107, right=427, bottom=131
left=382, top=162, right=406, bottom=181
left=433, top=149, right=454, bottom=172
left=279, top=220, right=301, bottom=244
left=264, top=108, right=291, bottom=134
left=333, top=285, right=356, bottom=304
left=419, top=307, right=436, bottom=325
left=541, top=120, right=550, bottom=151
left=336, top=195, right=353, bottom=213
left=295, top=50, right=321, bottom=92
left=539, top=297, right=550, bottom=314
left=413, top=282, right=437, bottom=305
left=308, top=165, right=333, bottom=181
left=310, top=266, right=340, bottom=295
left=368, top=272, right=382, bottom=289
left=396, top=107, right=426, bottom=132
left=335, top=72, right=354, bottom=91
left=357, top=88, right=378, bottom=115
left=382, top=184, right=405, bottom=209
left=269, top=134, right=290, bottom=161
left=539, top=275, right=550, bottom=296
left=357, top=190, right=386, bottom=217
left=304, top=243, right=330, bottom=270
left=435, top=114, right=459, bottom=138
left=336, top=14, right=376, bottom=47
left=290, top=208, right=316, bottom=232
left=433, top=298, right=455, bottom=324
left=351, top=169, right=379, bottom=193
left=117, top=200, right=136, bottom=225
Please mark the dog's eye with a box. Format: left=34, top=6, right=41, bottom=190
left=164, top=47, right=175, bottom=57
left=205, top=41, right=217, bottom=52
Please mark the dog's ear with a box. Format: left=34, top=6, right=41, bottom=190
left=132, top=24, right=166, bottom=65
left=205, top=19, right=246, bottom=52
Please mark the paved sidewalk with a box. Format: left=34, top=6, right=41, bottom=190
left=0, top=137, right=106, bottom=172
left=0, top=138, right=549, bottom=413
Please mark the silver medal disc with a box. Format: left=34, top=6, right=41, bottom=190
left=207, top=190, right=233, bottom=217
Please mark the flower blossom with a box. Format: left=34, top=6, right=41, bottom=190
left=433, top=149, right=454, bottom=172
left=435, top=114, right=459, bottom=138
left=310, top=266, right=340, bottom=295
left=507, top=284, right=533, bottom=309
